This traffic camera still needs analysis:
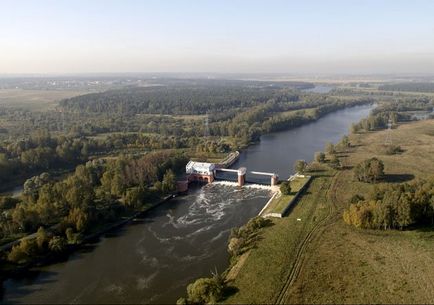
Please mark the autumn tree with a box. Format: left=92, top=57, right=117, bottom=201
left=353, top=157, right=385, bottom=183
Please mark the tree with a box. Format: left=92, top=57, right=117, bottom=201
left=48, top=236, right=66, bottom=253
left=325, top=142, right=336, bottom=155
left=329, top=155, right=341, bottom=169
left=36, top=226, right=48, bottom=250
left=65, top=227, right=81, bottom=244
left=354, top=158, right=385, bottom=183
left=350, top=123, right=359, bottom=134
left=314, top=151, right=326, bottom=163
left=294, top=160, right=307, bottom=173
left=65, top=207, right=89, bottom=232
left=124, top=187, right=146, bottom=208
left=280, top=181, right=292, bottom=195
left=340, top=135, right=350, bottom=148
left=161, top=169, right=177, bottom=194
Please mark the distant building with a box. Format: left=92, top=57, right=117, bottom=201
left=186, top=161, right=215, bottom=183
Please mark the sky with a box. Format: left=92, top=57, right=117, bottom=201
left=1, top=0, right=434, bottom=74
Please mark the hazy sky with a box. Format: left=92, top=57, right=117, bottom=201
left=1, top=0, right=434, bottom=74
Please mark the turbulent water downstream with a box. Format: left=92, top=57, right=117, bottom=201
left=1, top=104, right=373, bottom=304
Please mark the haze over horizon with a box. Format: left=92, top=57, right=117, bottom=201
left=2, top=0, right=434, bottom=75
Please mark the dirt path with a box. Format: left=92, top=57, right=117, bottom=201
left=274, top=171, right=342, bottom=304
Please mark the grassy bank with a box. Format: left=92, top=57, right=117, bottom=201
left=225, top=166, right=335, bottom=303
left=261, top=176, right=310, bottom=216
left=225, top=119, right=434, bottom=304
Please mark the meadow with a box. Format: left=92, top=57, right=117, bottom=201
left=225, top=119, right=434, bottom=304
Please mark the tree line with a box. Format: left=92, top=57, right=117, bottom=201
left=343, top=176, right=434, bottom=230
left=0, top=151, right=187, bottom=264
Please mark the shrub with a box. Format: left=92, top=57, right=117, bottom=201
left=325, top=142, right=336, bottom=155
left=280, top=181, right=292, bottom=195
left=384, top=144, right=403, bottom=155
left=185, top=275, right=224, bottom=304
left=294, top=160, right=307, bottom=173
left=7, top=238, right=38, bottom=264
left=48, top=236, right=67, bottom=253
left=314, top=152, right=326, bottom=163
left=329, top=155, right=341, bottom=169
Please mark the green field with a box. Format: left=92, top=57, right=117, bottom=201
left=0, top=89, right=87, bottom=110
left=225, top=119, right=434, bottom=304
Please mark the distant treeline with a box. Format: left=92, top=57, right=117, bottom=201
left=379, top=82, right=434, bottom=93
left=59, top=85, right=303, bottom=115
left=351, top=97, right=433, bottom=133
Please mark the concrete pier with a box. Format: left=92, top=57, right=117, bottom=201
left=237, top=167, right=247, bottom=186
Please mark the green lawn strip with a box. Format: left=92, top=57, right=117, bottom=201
left=263, top=176, right=310, bottom=215
left=225, top=172, right=333, bottom=304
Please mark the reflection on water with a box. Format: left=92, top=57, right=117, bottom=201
left=1, top=104, right=374, bottom=304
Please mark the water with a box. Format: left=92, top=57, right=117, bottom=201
left=1, top=104, right=373, bottom=304
left=302, top=85, right=335, bottom=93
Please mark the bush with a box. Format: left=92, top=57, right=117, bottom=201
left=294, top=160, right=307, bottom=173
left=65, top=227, right=82, bottom=244
left=314, top=152, right=325, bottom=163
left=185, top=275, right=224, bottom=304
left=7, top=238, right=38, bottom=264
left=329, top=155, right=341, bottom=169
left=280, top=181, right=292, bottom=195
left=325, top=142, right=336, bottom=155
left=350, top=194, right=365, bottom=204
left=384, top=144, right=403, bottom=155
left=48, top=236, right=67, bottom=253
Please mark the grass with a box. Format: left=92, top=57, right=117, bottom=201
left=263, top=176, right=310, bottom=215
left=0, top=89, right=87, bottom=110
left=224, top=168, right=334, bottom=303
left=225, top=118, right=434, bottom=304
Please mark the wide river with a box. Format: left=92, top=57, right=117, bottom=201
left=1, top=104, right=373, bottom=304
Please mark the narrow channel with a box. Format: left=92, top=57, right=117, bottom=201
left=1, top=104, right=373, bottom=304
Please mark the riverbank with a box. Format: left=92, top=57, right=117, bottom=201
left=0, top=194, right=175, bottom=279
left=223, top=119, right=434, bottom=304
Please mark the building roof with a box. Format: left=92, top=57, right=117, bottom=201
left=186, top=161, right=215, bottom=174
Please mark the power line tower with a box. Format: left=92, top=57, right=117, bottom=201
left=384, top=117, right=393, bottom=146
left=204, top=114, right=210, bottom=137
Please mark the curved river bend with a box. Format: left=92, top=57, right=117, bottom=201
left=1, top=105, right=373, bottom=304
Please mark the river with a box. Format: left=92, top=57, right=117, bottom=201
left=1, top=104, right=373, bottom=304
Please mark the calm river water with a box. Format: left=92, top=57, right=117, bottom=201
left=1, top=104, right=373, bottom=304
